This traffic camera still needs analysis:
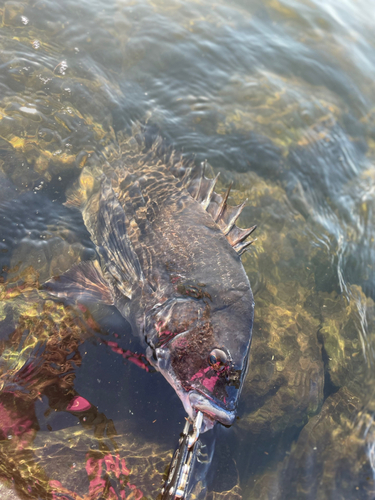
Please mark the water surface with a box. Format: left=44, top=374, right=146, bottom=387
left=1, top=0, right=375, bottom=498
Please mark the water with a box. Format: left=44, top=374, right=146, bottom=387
left=0, top=0, right=375, bottom=498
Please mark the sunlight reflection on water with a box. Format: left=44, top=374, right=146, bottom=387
left=0, top=0, right=375, bottom=498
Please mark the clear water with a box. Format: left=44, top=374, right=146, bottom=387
left=0, top=0, right=375, bottom=498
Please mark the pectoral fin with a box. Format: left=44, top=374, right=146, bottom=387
left=94, top=177, right=145, bottom=297
left=44, top=260, right=114, bottom=305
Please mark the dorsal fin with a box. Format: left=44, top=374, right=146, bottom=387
left=116, top=123, right=257, bottom=256
left=180, top=160, right=257, bottom=256
left=201, top=172, right=220, bottom=210
left=201, top=171, right=257, bottom=255
left=234, top=238, right=256, bottom=256
left=227, top=224, right=257, bottom=247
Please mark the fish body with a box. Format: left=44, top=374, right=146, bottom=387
left=47, top=126, right=255, bottom=432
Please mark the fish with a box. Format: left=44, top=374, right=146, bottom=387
left=45, top=124, right=256, bottom=433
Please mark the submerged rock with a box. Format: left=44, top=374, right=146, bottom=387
left=246, top=386, right=375, bottom=500
left=319, top=285, right=375, bottom=398
left=239, top=292, right=324, bottom=436
left=216, top=72, right=343, bottom=153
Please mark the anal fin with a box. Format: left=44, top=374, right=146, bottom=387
left=43, top=260, right=114, bottom=305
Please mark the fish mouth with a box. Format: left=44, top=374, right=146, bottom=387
left=150, top=345, right=236, bottom=432
left=188, top=390, right=236, bottom=428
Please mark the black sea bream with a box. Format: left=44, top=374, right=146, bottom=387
left=46, top=125, right=256, bottom=433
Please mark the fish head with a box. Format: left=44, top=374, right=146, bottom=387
left=145, top=280, right=253, bottom=432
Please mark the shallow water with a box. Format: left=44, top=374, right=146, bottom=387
left=1, top=0, right=375, bottom=498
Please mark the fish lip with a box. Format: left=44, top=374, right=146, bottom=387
left=151, top=345, right=236, bottom=430
left=189, top=390, right=236, bottom=427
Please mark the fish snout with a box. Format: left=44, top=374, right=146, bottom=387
left=189, top=390, right=236, bottom=428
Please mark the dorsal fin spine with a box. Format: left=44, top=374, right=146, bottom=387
left=222, top=200, right=247, bottom=235
left=230, top=224, right=257, bottom=246
left=202, top=172, right=220, bottom=210
left=214, top=182, right=233, bottom=223
left=235, top=239, right=256, bottom=256
left=118, top=124, right=257, bottom=257
left=181, top=167, right=193, bottom=188
left=194, top=161, right=206, bottom=200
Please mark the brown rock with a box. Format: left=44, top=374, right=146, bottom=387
left=246, top=387, right=375, bottom=500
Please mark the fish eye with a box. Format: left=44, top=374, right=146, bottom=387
left=208, top=349, right=228, bottom=370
